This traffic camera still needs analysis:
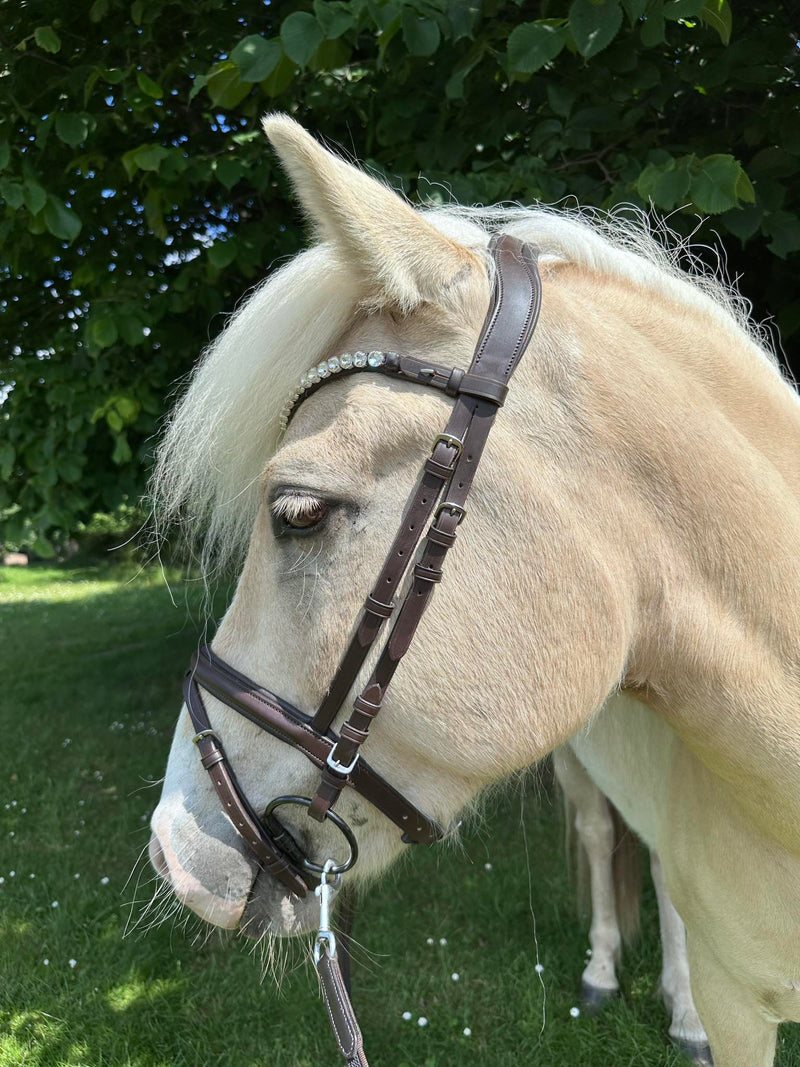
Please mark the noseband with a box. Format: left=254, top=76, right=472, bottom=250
left=183, top=234, right=542, bottom=897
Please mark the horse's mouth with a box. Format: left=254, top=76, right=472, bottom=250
left=238, top=865, right=324, bottom=940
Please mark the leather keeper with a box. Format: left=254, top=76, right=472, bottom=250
left=426, top=523, right=457, bottom=548
left=458, top=372, right=509, bottom=405
left=341, top=722, right=369, bottom=746
left=200, top=747, right=225, bottom=771
left=364, top=593, right=394, bottom=619
left=424, top=456, right=456, bottom=480
left=445, top=367, right=464, bottom=397
left=353, top=692, right=382, bottom=718
left=413, top=563, right=443, bottom=584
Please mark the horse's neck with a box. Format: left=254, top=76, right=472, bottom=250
left=571, top=270, right=800, bottom=847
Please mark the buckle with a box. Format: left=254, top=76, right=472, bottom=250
left=435, top=502, right=466, bottom=525
left=326, top=747, right=360, bottom=776
left=192, top=729, right=217, bottom=745
left=432, top=433, right=463, bottom=459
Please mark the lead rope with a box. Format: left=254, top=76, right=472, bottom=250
left=315, top=862, right=369, bottom=1066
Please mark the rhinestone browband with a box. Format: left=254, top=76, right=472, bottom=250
left=278, top=350, right=397, bottom=433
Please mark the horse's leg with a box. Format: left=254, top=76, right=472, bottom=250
left=552, top=746, right=621, bottom=1007
left=650, top=850, right=712, bottom=1065
left=687, top=938, right=777, bottom=1067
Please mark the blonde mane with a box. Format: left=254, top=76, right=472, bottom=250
left=151, top=202, right=790, bottom=573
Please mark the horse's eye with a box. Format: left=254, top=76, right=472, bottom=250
left=271, top=494, right=329, bottom=533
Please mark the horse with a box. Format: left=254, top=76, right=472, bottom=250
left=554, top=743, right=711, bottom=1062
left=148, top=114, right=800, bottom=1066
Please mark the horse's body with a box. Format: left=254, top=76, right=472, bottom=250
left=150, top=116, right=800, bottom=1065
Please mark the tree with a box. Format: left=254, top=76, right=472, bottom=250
left=1, top=0, right=797, bottom=552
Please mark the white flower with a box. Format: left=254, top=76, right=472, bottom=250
left=570, top=1006, right=580, bottom=1018
left=8, top=831, right=14, bottom=837
left=401, top=1011, right=412, bottom=1021
left=0, top=878, right=4, bottom=884
left=43, top=959, right=49, bottom=966
left=74, top=873, right=80, bottom=879
left=439, top=937, right=447, bottom=946
left=68, top=959, right=77, bottom=969
left=425, top=937, right=434, bottom=945
left=534, top=963, right=544, bottom=974
left=29, top=873, right=35, bottom=879
left=484, top=862, right=492, bottom=871
left=417, top=1017, right=428, bottom=1027
left=463, top=1028, right=472, bottom=1037
left=451, top=973, right=460, bottom=982
left=100, top=876, right=109, bottom=885
left=51, top=901, right=59, bottom=908
left=9, top=871, right=14, bottom=877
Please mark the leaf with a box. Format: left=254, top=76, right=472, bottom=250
left=636, top=159, right=692, bottom=210
left=131, top=0, right=144, bottom=26
left=765, top=212, right=800, bottom=260
left=261, top=53, right=297, bottom=96
left=231, top=36, right=282, bottom=82
left=507, top=21, right=567, bottom=74
left=215, top=157, right=244, bottom=189
left=622, top=0, right=647, bottom=21
left=113, top=396, right=140, bottom=424
left=0, top=143, right=9, bottom=171
left=23, top=180, right=47, bottom=215
left=722, top=203, right=762, bottom=243
left=0, top=179, right=24, bottom=210
left=43, top=195, right=82, bottom=241
left=122, top=143, right=169, bottom=175
left=32, top=536, right=56, bottom=559
left=55, top=112, right=90, bottom=148
left=569, top=0, right=623, bottom=59
left=640, top=11, right=665, bottom=46
left=663, top=0, right=706, bottom=18
left=137, top=71, right=164, bottom=99
left=402, top=11, right=441, bottom=56
left=34, top=26, right=61, bottom=53
left=90, top=0, right=109, bottom=20
left=207, top=240, right=238, bottom=270
left=111, top=431, right=132, bottom=465
left=700, top=0, right=731, bottom=45
left=189, top=73, right=208, bottom=102
left=0, top=442, right=15, bottom=480
left=206, top=63, right=252, bottom=108
left=690, top=154, right=748, bottom=214
left=281, top=11, right=324, bottom=67
left=89, top=317, right=119, bottom=349
left=313, top=0, right=354, bottom=39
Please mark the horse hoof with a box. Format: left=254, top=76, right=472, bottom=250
left=674, top=1039, right=714, bottom=1066
left=580, top=980, right=618, bottom=1013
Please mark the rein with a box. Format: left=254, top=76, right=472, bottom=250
left=182, top=233, right=542, bottom=1062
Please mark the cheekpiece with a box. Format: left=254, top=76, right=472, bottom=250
left=278, top=350, right=399, bottom=435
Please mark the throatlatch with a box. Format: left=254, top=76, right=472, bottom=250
left=181, top=233, right=542, bottom=1065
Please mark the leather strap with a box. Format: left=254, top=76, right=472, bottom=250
left=317, top=949, right=369, bottom=1066
left=312, top=235, right=541, bottom=817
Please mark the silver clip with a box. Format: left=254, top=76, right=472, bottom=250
left=313, top=860, right=340, bottom=963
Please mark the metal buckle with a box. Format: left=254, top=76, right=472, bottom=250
left=313, top=860, right=340, bottom=962
left=435, top=502, right=467, bottom=526
left=433, top=432, right=463, bottom=459
left=326, top=747, right=360, bottom=776
left=191, top=729, right=217, bottom=745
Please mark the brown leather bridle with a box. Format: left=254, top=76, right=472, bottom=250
left=180, top=233, right=542, bottom=1064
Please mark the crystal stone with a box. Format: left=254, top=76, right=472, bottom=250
left=317, top=362, right=330, bottom=378
left=353, top=350, right=367, bottom=367
left=340, top=352, right=354, bottom=369
left=367, top=350, right=384, bottom=368
left=299, top=374, right=308, bottom=388
left=307, top=368, right=320, bottom=384
left=327, top=357, right=341, bottom=373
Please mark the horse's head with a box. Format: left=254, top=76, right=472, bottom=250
left=149, top=116, right=634, bottom=939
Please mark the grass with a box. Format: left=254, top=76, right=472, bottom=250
left=1, top=562, right=798, bottom=1066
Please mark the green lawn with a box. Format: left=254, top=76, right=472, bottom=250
left=1, top=563, right=797, bottom=1066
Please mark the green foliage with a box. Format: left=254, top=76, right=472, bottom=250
left=0, top=1, right=797, bottom=548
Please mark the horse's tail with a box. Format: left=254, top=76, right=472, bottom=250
left=562, top=793, right=641, bottom=948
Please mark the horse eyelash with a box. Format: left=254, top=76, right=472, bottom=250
left=270, top=494, right=324, bottom=523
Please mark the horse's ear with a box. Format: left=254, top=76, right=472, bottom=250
left=262, top=113, right=480, bottom=310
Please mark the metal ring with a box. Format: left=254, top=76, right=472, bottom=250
left=262, top=795, right=359, bottom=876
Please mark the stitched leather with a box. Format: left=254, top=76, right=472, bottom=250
left=317, top=950, right=368, bottom=1066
